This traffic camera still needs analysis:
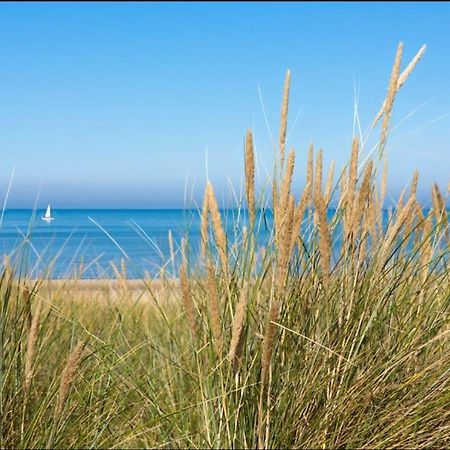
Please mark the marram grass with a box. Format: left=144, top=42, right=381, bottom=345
left=1, top=42, right=450, bottom=449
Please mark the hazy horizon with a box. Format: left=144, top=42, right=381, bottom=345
left=1, top=3, right=449, bottom=208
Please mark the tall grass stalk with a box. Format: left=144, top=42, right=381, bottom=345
left=1, top=42, right=449, bottom=449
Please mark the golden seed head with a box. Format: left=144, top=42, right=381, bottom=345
left=380, top=42, right=403, bottom=147
left=200, top=185, right=210, bottom=259
left=279, top=70, right=291, bottom=168
left=372, top=44, right=426, bottom=128
left=24, top=296, right=43, bottom=394
left=244, top=129, right=256, bottom=227
left=324, top=160, right=335, bottom=205
left=410, top=170, right=419, bottom=200
left=229, top=286, right=248, bottom=372
left=55, top=341, right=85, bottom=418
left=207, top=182, right=229, bottom=275
left=314, top=149, right=323, bottom=201
left=314, top=189, right=331, bottom=286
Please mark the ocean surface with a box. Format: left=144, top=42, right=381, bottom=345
left=0, top=208, right=259, bottom=279
left=1, top=207, right=441, bottom=279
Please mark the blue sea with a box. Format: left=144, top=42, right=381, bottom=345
left=0, top=208, right=261, bottom=279
left=1, top=208, right=441, bottom=279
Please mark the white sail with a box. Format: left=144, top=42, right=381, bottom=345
left=42, top=204, right=54, bottom=222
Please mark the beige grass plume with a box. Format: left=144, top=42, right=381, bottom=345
left=314, top=149, right=323, bottom=200
left=397, top=44, right=427, bottom=90
left=366, top=193, right=379, bottom=246
left=24, top=295, right=43, bottom=394
left=200, top=186, right=209, bottom=260
left=276, top=149, right=295, bottom=244
left=324, top=160, right=335, bottom=205
left=432, top=183, right=449, bottom=243
left=410, top=170, right=419, bottom=200
left=412, top=202, right=425, bottom=247
left=420, top=212, right=434, bottom=282
left=314, top=188, right=331, bottom=286
left=279, top=70, right=291, bottom=168
left=431, top=183, right=440, bottom=221
left=273, top=194, right=295, bottom=297
left=206, top=182, right=229, bottom=275
left=359, top=160, right=374, bottom=206
left=55, top=341, right=85, bottom=418
left=403, top=171, right=419, bottom=239
left=313, top=149, right=323, bottom=227
left=272, top=178, right=280, bottom=242
left=352, top=160, right=374, bottom=236
left=415, top=202, right=425, bottom=226
left=229, top=286, right=248, bottom=372
left=380, top=42, right=403, bottom=148
left=279, top=149, right=296, bottom=215
left=396, top=187, right=407, bottom=217
left=344, top=137, right=359, bottom=238
left=372, top=44, right=426, bottom=127
left=378, top=195, right=416, bottom=266
left=360, top=161, right=375, bottom=234
left=244, top=129, right=256, bottom=227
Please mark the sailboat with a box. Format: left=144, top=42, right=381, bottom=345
left=42, top=204, right=55, bottom=222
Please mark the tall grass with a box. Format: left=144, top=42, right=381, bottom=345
left=1, top=42, right=450, bottom=448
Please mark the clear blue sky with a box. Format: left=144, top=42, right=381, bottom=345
left=0, top=2, right=449, bottom=208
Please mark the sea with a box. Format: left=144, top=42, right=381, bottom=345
left=0, top=208, right=264, bottom=279
left=1, top=207, right=441, bottom=279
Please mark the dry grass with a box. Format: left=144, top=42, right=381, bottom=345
left=1, top=42, right=449, bottom=449
left=55, top=341, right=85, bottom=418
left=244, top=129, right=256, bottom=228
left=23, top=295, right=42, bottom=394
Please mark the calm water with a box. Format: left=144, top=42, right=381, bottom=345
left=1, top=208, right=439, bottom=279
left=0, top=209, right=260, bottom=279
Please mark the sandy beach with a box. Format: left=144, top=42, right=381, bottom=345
left=30, top=278, right=180, bottom=304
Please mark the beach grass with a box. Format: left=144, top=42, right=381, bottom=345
left=1, top=42, right=450, bottom=448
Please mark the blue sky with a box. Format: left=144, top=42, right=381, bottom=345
left=0, top=2, right=449, bottom=208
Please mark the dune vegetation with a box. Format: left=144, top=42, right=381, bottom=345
left=1, top=42, right=449, bottom=448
